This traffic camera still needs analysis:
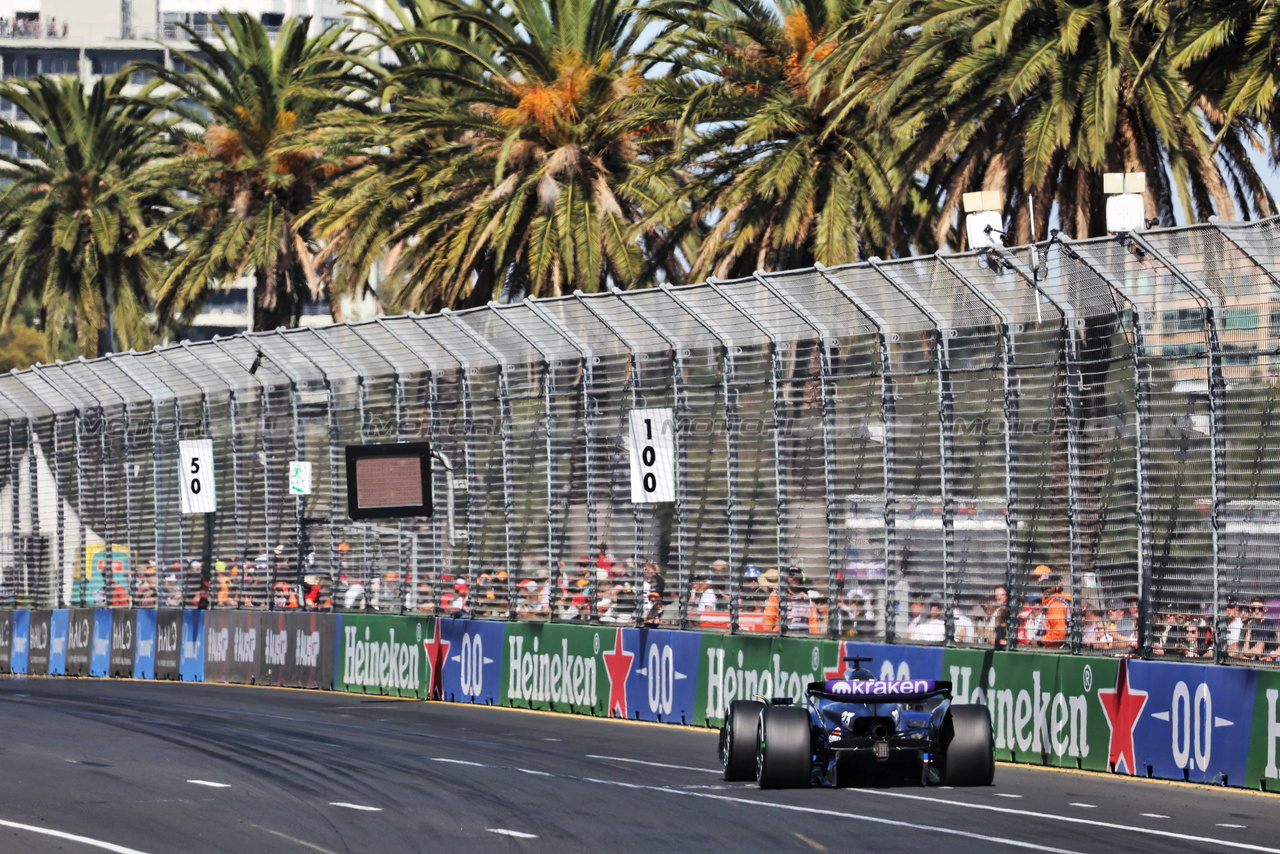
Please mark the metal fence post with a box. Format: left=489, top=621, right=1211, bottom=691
left=1067, top=240, right=1154, bottom=656
left=444, top=312, right=517, bottom=619
left=1132, top=234, right=1229, bottom=663
left=816, top=264, right=898, bottom=642
left=753, top=271, right=842, bottom=635
left=664, top=283, right=742, bottom=633
left=936, top=254, right=1020, bottom=646
left=612, top=289, right=692, bottom=631
left=576, top=292, right=654, bottom=626
left=869, top=260, right=958, bottom=643
left=525, top=299, right=597, bottom=620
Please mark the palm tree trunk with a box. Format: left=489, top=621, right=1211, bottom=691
left=99, top=270, right=115, bottom=356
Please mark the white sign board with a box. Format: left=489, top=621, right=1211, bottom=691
left=629, top=408, right=675, bottom=503
left=289, top=460, right=313, bottom=495
left=178, top=439, right=216, bottom=514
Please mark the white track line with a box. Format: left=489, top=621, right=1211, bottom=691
left=186, top=780, right=230, bottom=788
left=849, top=789, right=1280, bottom=853
left=0, top=818, right=151, bottom=854
left=580, top=778, right=1084, bottom=853
left=328, top=802, right=381, bottom=812
left=431, top=758, right=488, bottom=767
left=584, top=755, right=720, bottom=773
left=487, top=829, right=538, bottom=839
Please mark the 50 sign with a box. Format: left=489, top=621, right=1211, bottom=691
left=179, top=439, right=217, bottom=514
left=629, top=409, right=674, bottom=504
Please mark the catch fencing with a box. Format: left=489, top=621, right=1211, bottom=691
left=0, top=217, right=1278, bottom=665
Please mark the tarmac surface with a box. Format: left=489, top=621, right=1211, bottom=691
left=0, top=676, right=1276, bottom=853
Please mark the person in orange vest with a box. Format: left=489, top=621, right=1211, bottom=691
left=273, top=580, right=299, bottom=610
left=107, top=569, right=130, bottom=608
left=759, top=568, right=780, bottom=633
left=1036, top=566, right=1072, bottom=648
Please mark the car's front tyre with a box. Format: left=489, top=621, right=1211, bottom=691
left=756, top=705, right=811, bottom=789
left=720, top=700, right=764, bottom=781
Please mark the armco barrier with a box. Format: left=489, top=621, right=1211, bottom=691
left=5, top=610, right=1280, bottom=793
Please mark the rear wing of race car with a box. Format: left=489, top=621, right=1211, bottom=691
left=807, top=678, right=953, bottom=703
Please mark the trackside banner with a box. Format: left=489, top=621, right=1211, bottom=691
left=64, top=609, right=93, bottom=676
left=258, top=612, right=336, bottom=689
left=0, top=609, right=11, bottom=673
left=48, top=609, right=68, bottom=676
left=10, top=609, right=28, bottom=674
left=432, top=618, right=503, bottom=705
left=19, top=608, right=1280, bottom=792
left=134, top=609, right=157, bottom=680
left=154, top=609, right=182, bottom=680
left=336, top=614, right=428, bottom=698
left=27, top=609, right=50, bottom=676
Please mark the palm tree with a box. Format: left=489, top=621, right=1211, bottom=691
left=636, top=0, right=900, bottom=279
left=1175, top=0, right=1280, bottom=163
left=831, top=0, right=1274, bottom=248
left=0, top=73, right=176, bottom=357
left=312, top=0, right=676, bottom=312
left=134, top=13, right=368, bottom=331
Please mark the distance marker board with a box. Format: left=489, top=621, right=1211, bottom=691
left=178, top=439, right=216, bottom=514
left=629, top=408, right=675, bottom=503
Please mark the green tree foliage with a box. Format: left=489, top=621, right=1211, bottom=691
left=0, top=73, right=175, bottom=357
left=832, top=0, right=1275, bottom=248
left=313, top=0, right=678, bottom=312
left=135, top=13, right=368, bottom=330
left=637, top=0, right=901, bottom=279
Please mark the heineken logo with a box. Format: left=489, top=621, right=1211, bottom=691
left=343, top=625, right=420, bottom=691
left=507, top=635, right=597, bottom=706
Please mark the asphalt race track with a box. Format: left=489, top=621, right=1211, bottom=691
left=0, top=677, right=1276, bottom=853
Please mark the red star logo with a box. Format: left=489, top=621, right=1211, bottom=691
left=422, top=620, right=450, bottom=701
left=824, top=642, right=849, bottom=682
left=1097, top=657, right=1148, bottom=775
left=602, top=628, right=634, bottom=718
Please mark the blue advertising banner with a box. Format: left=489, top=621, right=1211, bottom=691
left=839, top=641, right=945, bottom=683
left=180, top=609, right=205, bottom=682
left=10, top=609, right=29, bottom=674
left=1127, top=659, right=1257, bottom=786
left=90, top=609, right=112, bottom=677
left=134, top=609, right=157, bottom=680
left=48, top=609, right=68, bottom=676
left=624, top=628, right=701, bottom=724
left=434, top=618, right=502, bottom=705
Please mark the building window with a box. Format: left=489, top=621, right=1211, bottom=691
left=1162, top=308, right=1200, bottom=332
left=1224, top=307, right=1259, bottom=331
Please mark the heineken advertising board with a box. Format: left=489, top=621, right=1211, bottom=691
left=336, top=614, right=428, bottom=698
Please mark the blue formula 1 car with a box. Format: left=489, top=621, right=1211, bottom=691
left=718, top=658, right=994, bottom=789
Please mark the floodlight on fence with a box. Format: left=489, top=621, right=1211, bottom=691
left=963, top=190, right=1004, bottom=249
left=1104, top=172, right=1146, bottom=233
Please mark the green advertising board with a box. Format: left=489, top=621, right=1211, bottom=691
left=943, top=649, right=1117, bottom=771
left=1246, top=668, right=1280, bottom=792
left=336, top=614, right=431, bottom=699
left=695, top=634, right=844, bottom=728
left=501, top=622, right=613, bottom=714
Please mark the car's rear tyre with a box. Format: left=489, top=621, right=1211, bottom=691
left=720, top=700, right=764, bottom=781
left=940, top=704, right=995, bottom=786
left=756, top=705, right=811, bottom=789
